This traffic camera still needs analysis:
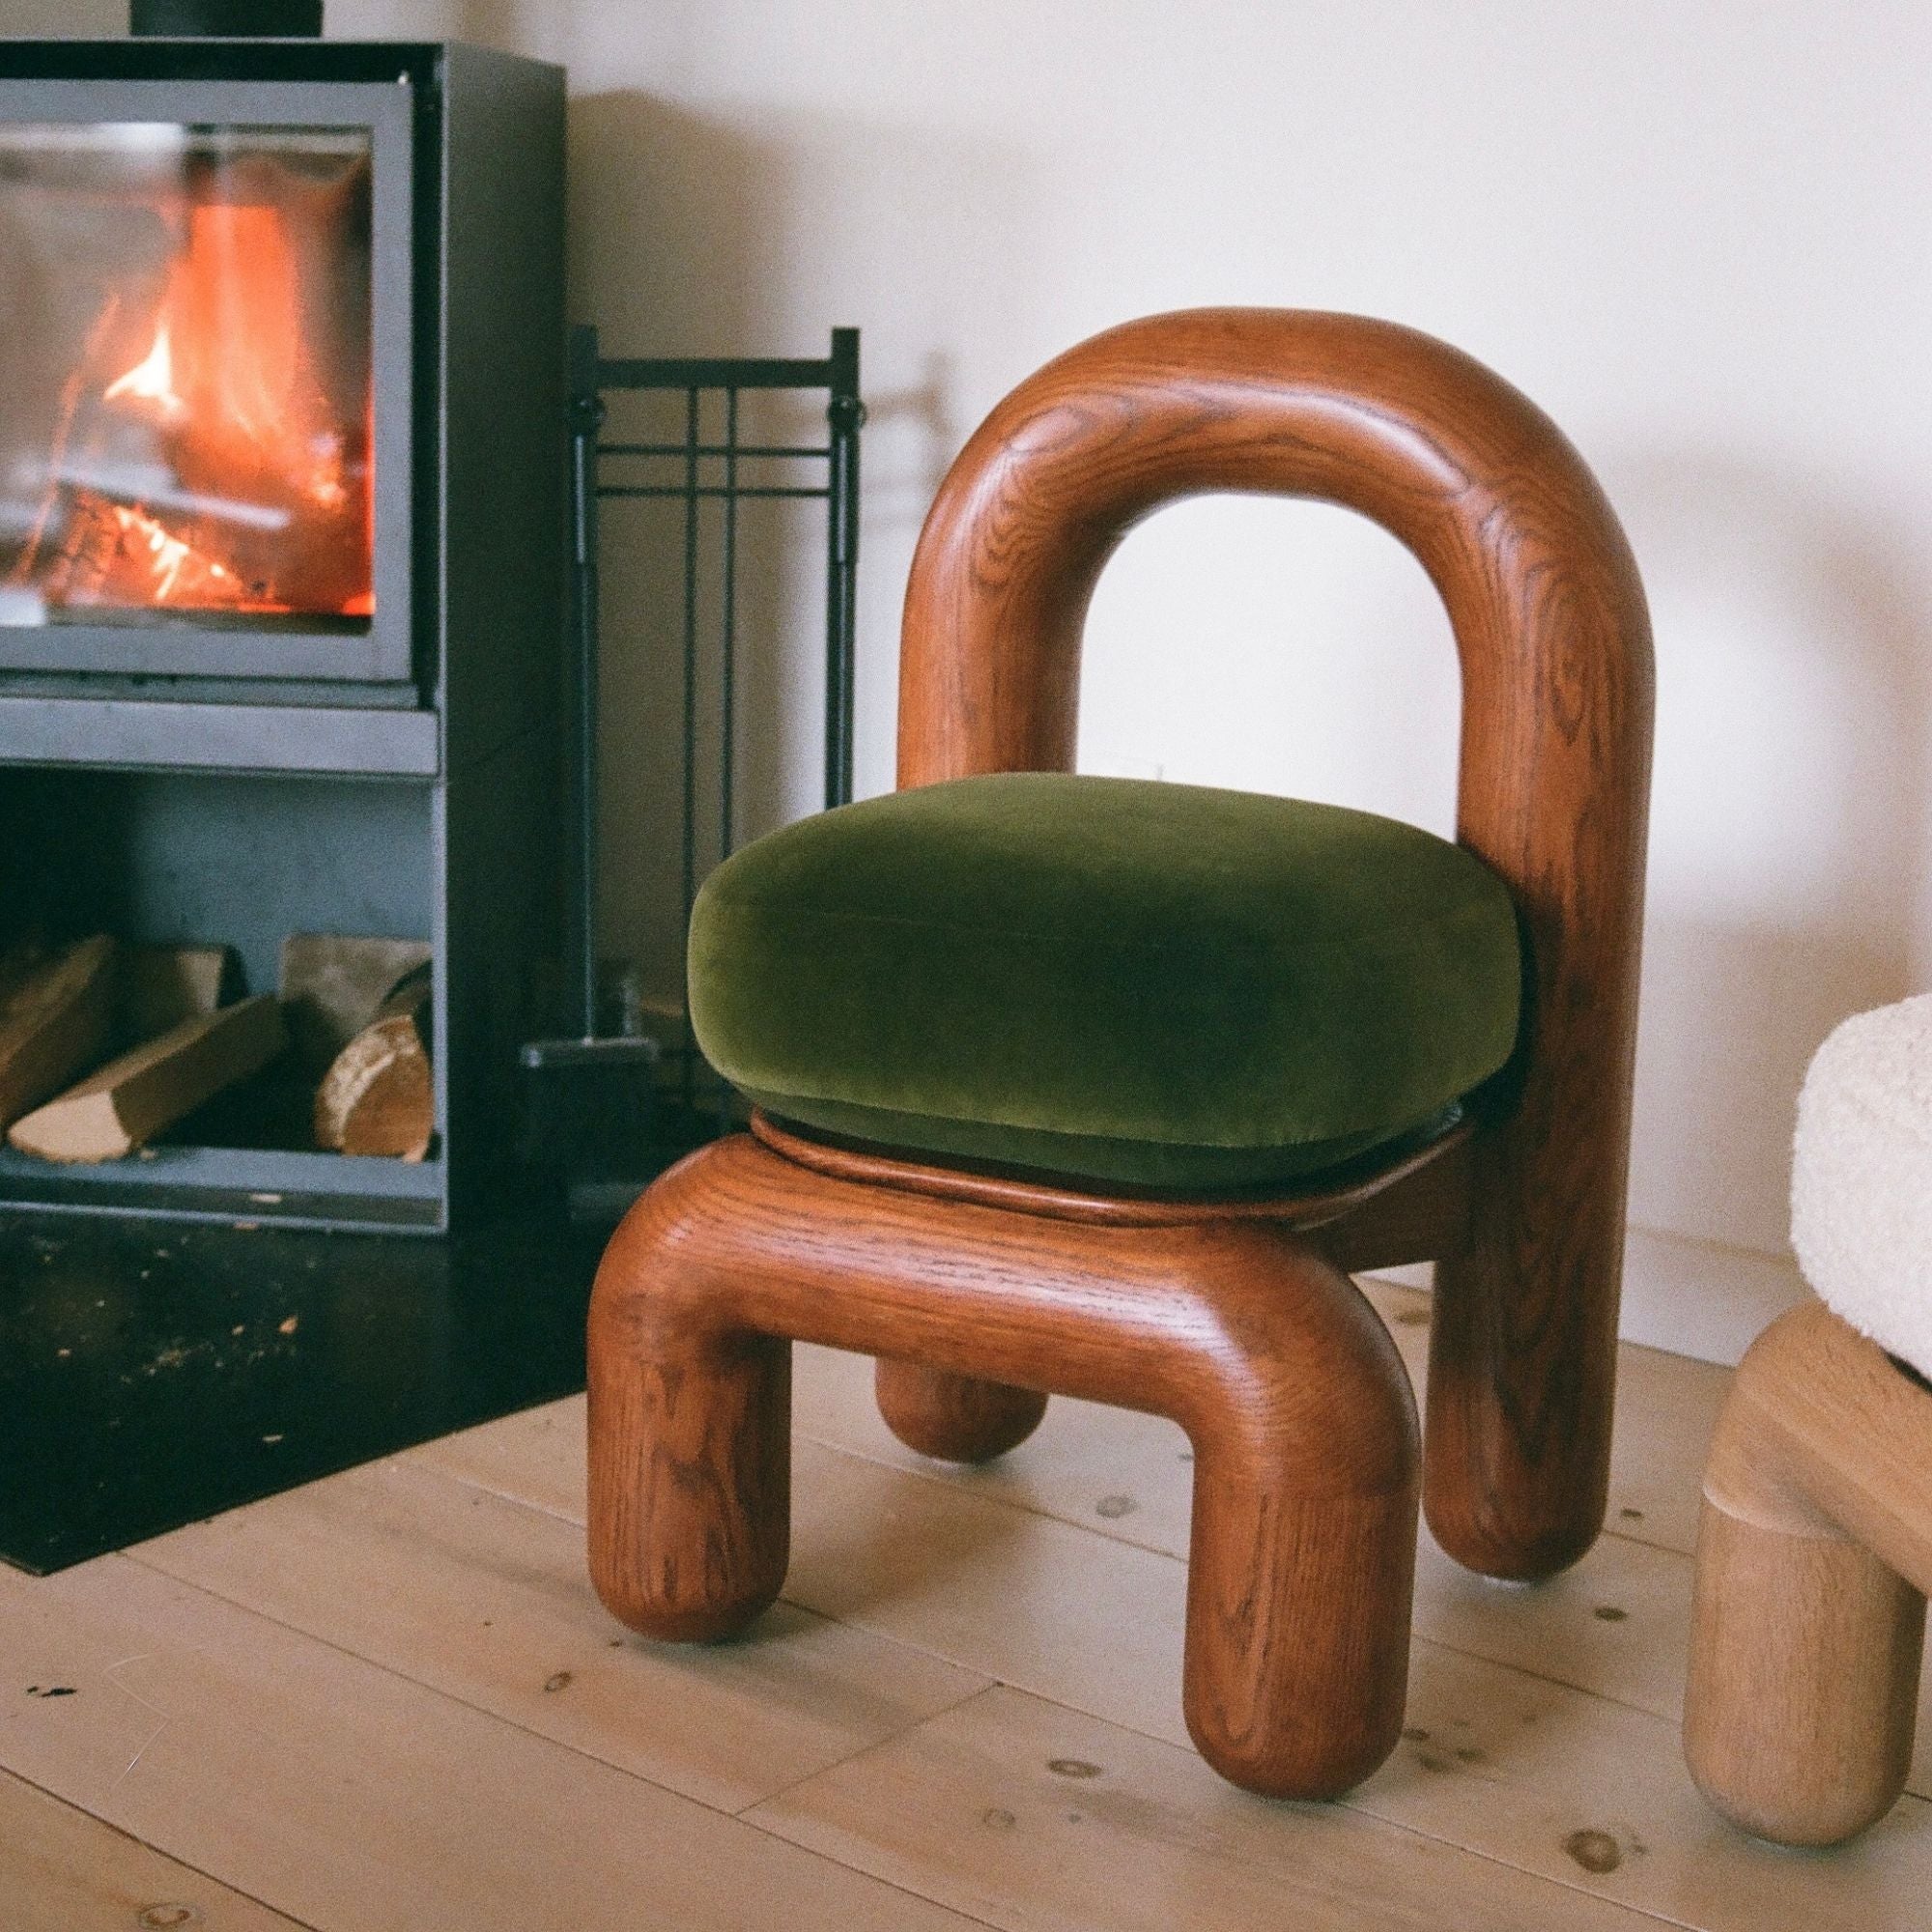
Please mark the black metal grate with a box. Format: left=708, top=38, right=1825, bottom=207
left=566, top=326, right=863, bottom=1124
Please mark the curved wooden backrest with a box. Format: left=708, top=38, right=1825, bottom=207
left=898, top=310, right=1654, bottom=1571
left=899, top=306, right=1650, bottom=923
left=899, top=302, right=1652, bottom=1097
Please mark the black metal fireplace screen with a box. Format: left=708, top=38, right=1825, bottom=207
left=566, top=325, right=863, bottom=1122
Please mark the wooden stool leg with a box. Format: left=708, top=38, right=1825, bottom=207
left=1182, top=1240, right=1420, bottom=1799
left=1685, top=1492, right=1923, bottom=1846
left=586, top=1227, right=791, bottom=1643
left=874, top=1360, right=1048, bottom=1463
left=1681, top=1301, right=1932, bottom=1846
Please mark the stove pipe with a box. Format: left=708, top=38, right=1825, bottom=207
left=130, top=0, right=324, bottom=35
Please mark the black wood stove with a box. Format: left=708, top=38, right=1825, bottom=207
left=0, top=12, right=567, bottom=1231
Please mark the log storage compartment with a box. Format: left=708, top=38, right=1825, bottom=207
left=0, top=768, right=446, bottom=1226
left=0, top=35, right=566, bottom=1232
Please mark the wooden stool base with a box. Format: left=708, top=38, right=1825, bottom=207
left=1685, top=1301, right=1932, bottom=1845
left=587, top=1132, right=1421, bottom=1800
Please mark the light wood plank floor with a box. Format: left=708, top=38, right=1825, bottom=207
left=4, top=1277, right=1926, bottom=1931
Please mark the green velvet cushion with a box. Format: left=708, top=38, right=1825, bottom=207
left=689, top=773, right=1522, bottom=1191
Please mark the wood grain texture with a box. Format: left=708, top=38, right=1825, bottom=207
left=751, top=1104, right=1469, bottom=1241
left=783, top=1277, right=1712, bottom=1562
left=17, top=1311, right=1931, bottom=1932
left=894, top=307, right=1652, bottom=1579
left=0, top=934, right=115, bottom=1132
left=7, top=994, right=286, bottom=1163
left=0, top=1766, right=310, bottom=1932
left=783, top=1312, right=1932, bottom=1808
left=754, top=1105, right=1466, bottom=1468
left=792, top=1298, right=1710, bottom=1725
left=768, top=1420, right=1932, bottom=1926
left=313, top=964, right=433, bottom=1159
left=753, top=1685, right=1667, bottom=1932
left=1686, top=1300, right=1932, bottom=1845
left=0, top=1554, right=983, bottom=1932
left=446, top=1380, right=1932, bottom=1924
left=588, top=1131, right=1419, bottom=1798
left=134, top=1454, right=989, bottom=1817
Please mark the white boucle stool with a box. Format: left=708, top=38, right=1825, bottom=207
left=1684, top=994, right=1932, bottom=1846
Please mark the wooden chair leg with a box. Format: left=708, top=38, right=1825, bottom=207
left=873, top=1360, right=1048, bottom=1462
left=584, top=1135, right=1420, bottom=1799
left=586, top=1237, right=791, bottom=1642
left=1685, top=1492, right=1922, bottom=1846
left=1184, top=1460, right=1417, bottom=1797
left=1423, top=1125, right=1624, bottom=1580
left=1680, top=1300, right=1932, bottom=1846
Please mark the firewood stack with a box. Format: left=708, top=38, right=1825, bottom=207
left=0, top=932, right=433, bottom=1163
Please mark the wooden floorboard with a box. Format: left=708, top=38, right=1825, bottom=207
left=786, top=1280, right=1932, bottom=1796
left=0, top=1765, right=313, bottom=1932
left=10, top=1272, right=1925, bottom=1930
left=132, top=1455, right=991, bottom=1815
left=0, top=1556, right=988, bottom=1932
left=753, top=1685, right=1667, bottom=1932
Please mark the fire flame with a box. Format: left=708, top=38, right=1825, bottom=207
left=14, top=190, right=372, bottom=621
left=102, top=322, right=183, bottom=417
left=106, top=202, right=357, bottom=526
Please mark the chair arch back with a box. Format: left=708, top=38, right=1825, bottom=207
left=897, top=309, right=1654, bottom=1577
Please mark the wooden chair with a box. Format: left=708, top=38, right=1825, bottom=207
left=586, top=308, right=1653, bottom=1799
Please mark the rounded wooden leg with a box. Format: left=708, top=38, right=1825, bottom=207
left=1423, top=1130, right=1621, bottom=1580
left=586, top=1209, right=791, bottom=1643
left=1182, top=1241, right=1420, bottom=1800
left=1685, top=1498, right=1924, bottom=1846
left=1184, top=1481, right=1417, bottom=1798
left=874, top=1360, right=1048, bottom=1463
left=1679, top=1301, right=1932, bottom=1845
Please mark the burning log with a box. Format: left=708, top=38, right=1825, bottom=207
left=87, top=192, right=369, bottom=615
left=9, top=164, right=372, bottom=623
left=42, top=491, right=256, bottom=611
left=7, top=993, right=286, bottom=1164
left=0, top=935, right=117, bottom=1132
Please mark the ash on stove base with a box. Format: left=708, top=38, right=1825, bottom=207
left=0, top=1203, right=603, bottom=1574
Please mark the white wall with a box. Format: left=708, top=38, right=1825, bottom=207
left=12, top=0, right=1930, bottom=1359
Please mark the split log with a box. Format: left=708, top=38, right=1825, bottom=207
left=280, top=933, right=433, bottom=1076
left=313, top=964, right=434, bottom=1160
left=7, top=994, right=287, bottom=1164
left=119, top=943, right=235, bottom=1043
left=0, top=935, right=116, bottom=1131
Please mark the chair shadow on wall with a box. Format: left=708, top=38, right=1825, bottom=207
left=565, top=92, right=1014, bottom=1009
left=1611, top=450, right=1932, bottom=1261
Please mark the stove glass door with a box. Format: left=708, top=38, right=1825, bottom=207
left=0, top=78, right=412, bottom=688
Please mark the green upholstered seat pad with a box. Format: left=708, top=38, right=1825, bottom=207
left=689, top=773, right=1522, bottom=1190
